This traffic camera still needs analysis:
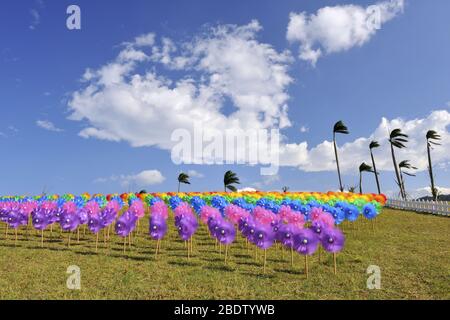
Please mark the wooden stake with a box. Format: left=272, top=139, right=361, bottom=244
left=291, top=246, right=294, bottom=267
left=305, top=255, right=309, bottom=279
left=263, top=249, right=267, bottom=274
left=318, top=246, right=321, bottom=263
left=333, top=253, right=337, bottom=275
left=155, top=239, right=160, bottom=258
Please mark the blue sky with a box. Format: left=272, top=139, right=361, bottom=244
left=1, top=0, right=449, bottom=197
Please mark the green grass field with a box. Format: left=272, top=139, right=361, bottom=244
left=0, top=208, right=449, bottom=300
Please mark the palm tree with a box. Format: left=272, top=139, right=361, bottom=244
left=333, top=121, right=349, bottom=192
left=389, top=129, right=409, bottom=200
left=398, top=160, right=417, bottom=198
left=359, top=162, right=374, bottom=194
left=426, top=130, right=441, bottom=201
left=177, top=172, right=190, bottom=193
left=224, top=170, right=240, bottom=192
left=282, top=186, right=289, bottom=193
left=369, top=140, right=382, bottom=194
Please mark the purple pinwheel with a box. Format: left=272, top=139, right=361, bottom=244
left=32, top=209, right=49, bottom=230
left=310, top=220, right=326, bottom=241
left=293, top=228, right=319, bottom=256
left=177, top=216, right=198, bottom=241
left=115, top=211, right=137, bottom=237
left=149, top=215, right=168, bottom=240
left=6, top=210, right=21, bottom=229
left=87, top=215, right=102, bottom=234
left=207, top=216, right=223, bottom=238
left=320, top=227, right=345, bottom=253
left=276, top=224, right=300, bottom=249
left=60, top=212, right=80, bottom=232
left=216, top=220, right=236, bottom=245
left=252, top=223, right=275, bottom=249
left=76, top=208, right=89, bottom=226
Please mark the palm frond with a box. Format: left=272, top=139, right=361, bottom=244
left=333, top=121, right=349, bottom=134
left=359, top=162, right=374, bottom=173
left=178, top=173, right=191, bottom=184
left=226, top=185, right=238, bottom=192
left=369, top=140, right=380, bottom=149
left=389, top=128, right=409, bottom=149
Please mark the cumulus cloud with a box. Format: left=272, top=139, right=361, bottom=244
left=279, top=110, right=450, bottom=174
left=95, top=169, right=165, bottom=188
left=36, top=120, right=63, bottom=132
left=68, top=20, right=293, bottom=151
left=286, top=0, right=404, bottom=65
left=187, top=170, right=204, bottom=178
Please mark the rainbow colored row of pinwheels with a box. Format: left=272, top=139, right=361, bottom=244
left=0, top=191, right=385, bottom=273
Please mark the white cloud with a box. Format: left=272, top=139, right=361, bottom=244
left=279, top=110, right=450, bottom=174
left=238, top=187, right=257, bottom=192
left=29, top=9, right=40, bottom=30
left=36, top=120, right=64, bottom=132
left=287, top=0, right=404, bottom=65
left=68, top=20, right=293, bottom=152
left=299, top=125, right=309, bottom=133
left=187, top=170, right=204, bottom=178
left=95, top=169, right=165, bottom=188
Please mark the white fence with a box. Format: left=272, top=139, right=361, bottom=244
left=386, top=198, right=450, bottom=216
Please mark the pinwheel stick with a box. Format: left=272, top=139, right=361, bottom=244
left=291, top=247, right=294, bottom=267
left=333, top=253, right=337, bottom=275
left=305, top=255, right=309, bottom=279
left=95, top=232, right=99, bottom=253
left=5, top=224, right=8, bottom=239
left=263, top=249, right=267, bottom=274
left=224, top=244, right=228, bottom=264
left=68, top=232, right=71, bottom=248
left=41, top=229, right=44, bottom=248
left=77, top=228, right=80, bottom=243
left=123, top=237, right=127, bottom=253
left=155, top=239, right=160, bottom=258
left=15, top=228, right=18, bottom=247
left=186, top=240, right=190, bottom=260
left=318, top=246, right=321, bottom=263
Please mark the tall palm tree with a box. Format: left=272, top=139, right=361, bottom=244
left=389, top=129, right=409, bottom=200
left=369, top=140, right=382, bottom=194
left=333, top=121, right=349, bottom=192
left=359, top=162, right=374, bottom=194
left=177, top=172, right=190, bottom=193
left=426, top=130, right=441, bottom=201
left=398, top=160, right=417, bottom=199
left=224, top=170, right=240, bottom=192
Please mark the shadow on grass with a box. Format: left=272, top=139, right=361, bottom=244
left=167, top=260, right=200, bottom=267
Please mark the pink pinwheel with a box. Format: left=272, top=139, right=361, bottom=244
left=84, top=201, right=101, bottom=217
left=173, top=202, right=193, bottom=218
left=200, top=206, right=221, bottom=224
left=315, top=211, right=335, bottom=228
left=224, top=204, right=249, bottom=225
left=129, top=200, right=145, bottom=219
left=253, top=206, right=275, bottom=225
left=151, top=201, right=169, bottom=220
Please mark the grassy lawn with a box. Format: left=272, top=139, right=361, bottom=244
left=0, top=208, right=449, bottom=300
